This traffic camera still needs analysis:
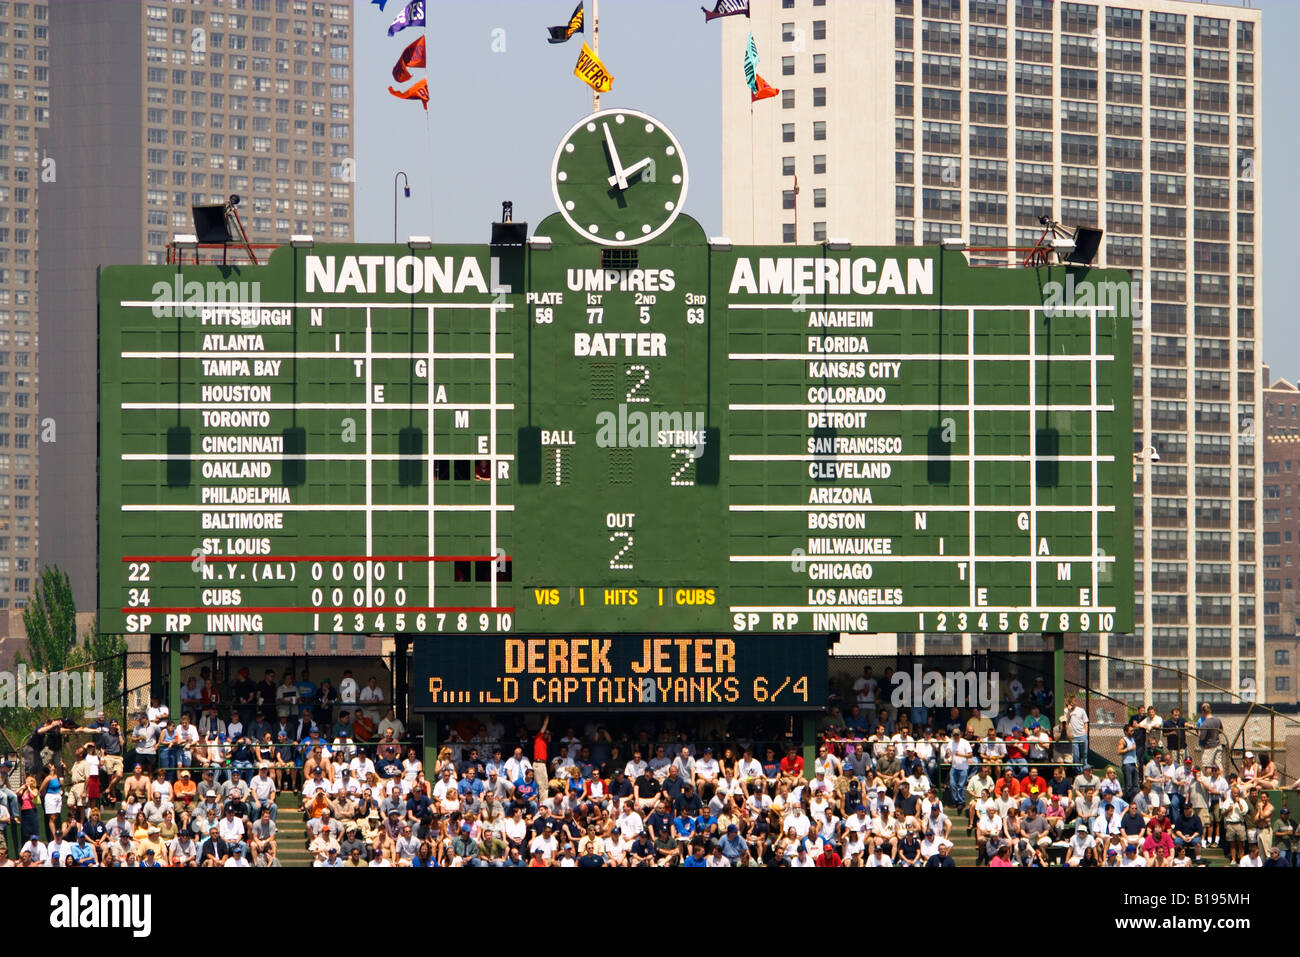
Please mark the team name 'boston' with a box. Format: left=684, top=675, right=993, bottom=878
left=728, top=256, right=934, bottom=297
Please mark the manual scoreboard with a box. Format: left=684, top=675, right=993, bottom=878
left=99, top=108, right=1133, bottom=642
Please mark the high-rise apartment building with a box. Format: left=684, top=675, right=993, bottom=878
left=1262, top=365, right=1300, bottom=706
left=0, top=2, right=49, bottom=617
left=721, top=0, right=1262, bottom=711
left=38, top=0, right=354, bottom=612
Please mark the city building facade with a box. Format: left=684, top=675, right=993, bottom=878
left=38, top=0, right=354, bottom=614
left=1262, top=365, right=1300, bottom=706
left=721, top=0, right=1263, bottom=712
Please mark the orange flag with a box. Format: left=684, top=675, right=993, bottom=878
left=387, top=78, right=429, bottom=109
left=751, top=74, right=779, bottom=102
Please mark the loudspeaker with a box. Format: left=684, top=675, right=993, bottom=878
left=192, top=204, right=232, bottom=244
left=1067, top=227, right=1104, bottom=266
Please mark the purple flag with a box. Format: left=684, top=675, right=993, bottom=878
left=387, top=0, right=425, bottom=37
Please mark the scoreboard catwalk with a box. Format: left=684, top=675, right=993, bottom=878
left=99, top=110, right=1132, bottom=662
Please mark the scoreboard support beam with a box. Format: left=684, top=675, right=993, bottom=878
left=1046, top=632, right=1065, bottom=721
left=148, top=635, right=167, bottom=712
left=394, top=634, right=412, bottom=729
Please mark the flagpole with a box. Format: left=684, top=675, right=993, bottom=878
left=591, top=0, right=600, bottom=112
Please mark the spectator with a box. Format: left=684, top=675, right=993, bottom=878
left=1194, top=703, right=1224, bottom=769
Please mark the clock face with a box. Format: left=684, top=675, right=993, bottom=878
left=550, top=108, right=689, bottom=247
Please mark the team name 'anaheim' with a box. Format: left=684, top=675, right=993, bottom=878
left=728, top=257, right=934, bottom=297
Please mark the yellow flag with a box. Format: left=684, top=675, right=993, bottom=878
left=573, top=41, right=613, bottom=93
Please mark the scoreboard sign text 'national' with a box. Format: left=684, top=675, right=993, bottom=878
left=99, top=228, right=1133, bottom=637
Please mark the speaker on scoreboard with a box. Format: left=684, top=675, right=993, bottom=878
left=166, top=426, right=191, bottom=487
left=517, top=426, right=542, bottom=485
left=191, top=204, right=232, bottom=244
left=1066, top=227, right=1104, bottom=267
left=1035, top=427, right=1060, bottom=487
left=398, top=426, right=423, bottom=487
left=927, top=426, right=951, bottom=485
left=282, top=426, right=307, bottom=486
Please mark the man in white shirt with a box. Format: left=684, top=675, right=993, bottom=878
left=529, top=822, right=559, bottom=862
left=218, top=807, right=248, bottom=859
left=853, top=666, right=878, bottom=719
left=616, top=805, right=644, bottom=840
left=866, top=840, right=893, bottom=867
left=737, top=747, right=763, bottom=783
left=1238, top=843, right=1264, bottom=867
left=946, top=734, right=974, bottom=805
left=624, top=750, right=647, bottom=781
left=814, top=745, right=841, bottom=781
left=1066, top=823, right=1096, bottom=867
left=784, top=806, right=812, bottom=839
left=694, top=748, right=721, bottom=785
left=1061, top=695, right=1089, bottom=771
left=672, top=747, right=696, bottom=787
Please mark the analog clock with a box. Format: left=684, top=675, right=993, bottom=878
left=550, top=108, right=689, bottom=247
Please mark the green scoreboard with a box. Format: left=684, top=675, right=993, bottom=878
left=99, top=108, right=1133, bottom=647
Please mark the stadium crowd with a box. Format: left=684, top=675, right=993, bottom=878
left=0, top=662, right=1294, bottom=867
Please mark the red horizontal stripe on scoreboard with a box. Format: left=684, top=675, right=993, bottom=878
left=122, top=606, right=514, bottom=614
left=120, top=555, right=511, bottom=563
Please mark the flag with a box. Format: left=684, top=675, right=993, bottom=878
left=547, top=2, right=584, bottom=44
left=387, top=0, right=425, bottom=37
left=573, top=41, right=613, bottom=93
left=744, top=31, right=759, bottom=95
left=392, top=34, right=426, bottom=83
left=371, top=0, right=388, bottom=11
left=388, top=78, right=429, bottom=110
left=703, top=0, right=749, bottom=22
left=751, top=74, right=779, bottom=102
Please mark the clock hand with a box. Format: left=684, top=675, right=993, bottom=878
left=608, top=157, right=652, bottom=188
left=602, top=122, right=628, bottom=190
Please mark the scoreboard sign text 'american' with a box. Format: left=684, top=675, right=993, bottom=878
left=98, top=226, right=1133, bottom=637
left=412, top=635, right=829, bottom=711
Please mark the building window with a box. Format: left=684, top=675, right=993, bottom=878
left=782, top=223, right=796, bottom=243
left=813, top=187, right=826, bottom=208
left=813, top=53, right=826, bottom=74
left=813, top=86, right=826, bottom=107
left=782, top=89, right=795, bottom=109
left=782, top=123, right=795, bottom=142
left=1277, top=676, right=1292, bottom=693
left=813, top=154, right=826, bottom=174
left=782, top=189, right=796, bottom=210
left=1277, top=649, right=1292, bottom=666
left=813, top=120, right=826, bottom=140
left=782, top=22, right=795, bottom=42
left=813, top=20, right=826, bottom=40
left=813, top=221, right=827, bottom=241
left=783, top=156, right=795, bottom=175
left=782, top=56, right=795, bottom=76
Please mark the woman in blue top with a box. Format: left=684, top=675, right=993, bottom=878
left=39, top=763, right=62, bottom=840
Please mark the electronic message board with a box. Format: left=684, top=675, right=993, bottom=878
left=99, top=108, right=1133, bottom=640
left=412, top=635, right=829, bottom=711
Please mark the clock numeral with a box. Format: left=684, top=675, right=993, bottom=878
left=586, top=307, right=604, bottom=325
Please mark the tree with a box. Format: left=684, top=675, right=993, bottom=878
left=20, top=564, right=78, bottom=673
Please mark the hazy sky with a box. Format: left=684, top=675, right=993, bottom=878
left=354, top=0, right=1296, bottom=378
